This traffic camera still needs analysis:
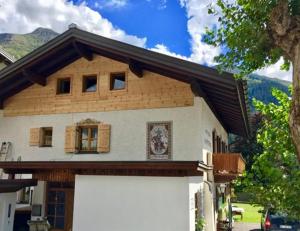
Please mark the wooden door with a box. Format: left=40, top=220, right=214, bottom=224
left=46, top=182, right=74, bottom=231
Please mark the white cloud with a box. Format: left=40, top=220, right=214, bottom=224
left=0, top=0, right=146, bottom=47
left=158, top=0, right=167, bottom=10
left=255, top=58, right=292, bottom=82
left=150, top=44, right=190, bottom=60
left=179, top=0, right=220, bottom=66
left=93, top=0, right=128, bottom=9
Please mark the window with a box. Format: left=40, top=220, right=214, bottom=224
left=212, top=130, right=216, bottom=153
left=217, top=136, right=221, bottom=153
left=79, top=126, right=98, bottom=152
left=42, top=127, right=53, bottom=147
left=221, top=141, right=226, bottom=153
left=57, top=78, right=71, bottom=94
left=110, top=73, right=126, bottom=90
left=82, top=75, right=97, bottom=92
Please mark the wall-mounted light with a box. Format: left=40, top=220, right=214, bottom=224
left=217, top=183, right=226, bottom=194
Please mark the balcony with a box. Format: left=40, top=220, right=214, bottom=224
left=213, top=153, right=245, bottom=183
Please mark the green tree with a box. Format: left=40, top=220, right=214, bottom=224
left=204, top=0, right=300, bottom=161
left=229, top=113, right=263, bottom=170
left=238, top=89, right=300, bottom=217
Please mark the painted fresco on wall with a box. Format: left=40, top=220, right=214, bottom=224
left=147, top=121, right=172, bottom=160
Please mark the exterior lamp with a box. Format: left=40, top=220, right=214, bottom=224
left=218, top=184, right=226, bottom=194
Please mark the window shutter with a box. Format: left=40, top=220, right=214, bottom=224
left=29, top=128, right=42, bottom=146
left=65, top=126, right=78, bottom=153
left=97, top=124, right=111, bottom=153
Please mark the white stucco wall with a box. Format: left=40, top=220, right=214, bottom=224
left=73, top=175, right=205, bottom=231
left=0, top=97, right=227, bottom=162
left=31, top=181, right=46, bottom=218
left=0, top=192, right=16, bottom=231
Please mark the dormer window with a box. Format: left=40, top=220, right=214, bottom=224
left=57, top=78, right=71, bottom=94
left=83, top=75, right=97, bottom=92
left=110, top=73, right=126, bottom=90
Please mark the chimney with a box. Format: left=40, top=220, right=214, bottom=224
left=68, top=23, right=78, bottom=29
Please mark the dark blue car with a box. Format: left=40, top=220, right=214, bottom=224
left=261, top=209, right=300, bottom=231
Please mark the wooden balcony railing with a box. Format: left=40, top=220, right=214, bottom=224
left=213, top=153, right=245, bottom=175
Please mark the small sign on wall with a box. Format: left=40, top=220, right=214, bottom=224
left=147, top=121, right=172, bottom=160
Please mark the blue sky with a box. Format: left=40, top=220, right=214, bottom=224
left=0, top=0, right=292, bottom=81
left=71, top=0, right=191, bottom=56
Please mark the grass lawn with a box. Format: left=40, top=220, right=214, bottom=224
left=232, top=203, right=263, bottom=223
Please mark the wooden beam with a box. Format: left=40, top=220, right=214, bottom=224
left=72, top=41, right=93, bottom=61
left=0, top=161, right=203, bottom=177
left=190, top=80, right=207, bottom=98
left=22, top=69, right=46, bottom=86
left=129, top=59, right=143, bottom=78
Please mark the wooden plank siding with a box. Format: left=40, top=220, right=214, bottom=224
left=3, top=56, right=194, bottom=117
left=212, top=153, right=245, bottom=175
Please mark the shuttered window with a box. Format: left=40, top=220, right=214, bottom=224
left=30, top=128, right=41, bottom=146
left=64, top=123, right=110, bottom=154
left=97, top=124, right=111, bottom=153
left=30, top=127, right=53, bottom=147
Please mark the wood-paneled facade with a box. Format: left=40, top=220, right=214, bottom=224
left=4, top=56, right=194, bottom=117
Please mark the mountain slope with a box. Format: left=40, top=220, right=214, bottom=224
left=247, top=74, right=290, bottom=110
left=0, top=28, right=291, bottom=109
left=0, top=28, right=58, bottom=60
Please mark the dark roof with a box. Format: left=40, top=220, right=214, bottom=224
left=0, top=27, right=250, bottom=137
left=0, top=47, right=15, bottom=64
left=0, top=179, right=37, bottom=193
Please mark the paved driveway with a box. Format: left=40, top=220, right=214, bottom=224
left=233, top=222, right=261, bottom=231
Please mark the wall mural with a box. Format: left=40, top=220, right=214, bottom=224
left=147, top=121, right=172, bottom=160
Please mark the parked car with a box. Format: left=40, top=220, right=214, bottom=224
left=261, top=208, right=300, bottom=230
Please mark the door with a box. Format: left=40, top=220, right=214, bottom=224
left=46, top=182, right=74, bottom=231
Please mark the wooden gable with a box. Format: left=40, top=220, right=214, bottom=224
left=3, top=56, right=194, bottom=117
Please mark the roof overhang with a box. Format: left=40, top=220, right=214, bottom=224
left=0, top=161, right=204, bottom=179
left=0, top=28, right=250, bottom=137
left=0, top=179, right=37, bottom=193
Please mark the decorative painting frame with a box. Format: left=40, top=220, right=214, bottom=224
left=147, top=121, right=172, bottom=160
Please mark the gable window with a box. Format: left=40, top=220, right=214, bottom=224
left=57, top=78, right=71, bottom=94
left=42, top=127, right=53, bottom=147
left=82, top=75, right=97, bottom=92
left=79, top=126, right=98, bottom=152
left=110, top=72, right=126, bottom=90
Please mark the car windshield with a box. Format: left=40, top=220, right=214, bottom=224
left=268, top=210, right=300, bottom=225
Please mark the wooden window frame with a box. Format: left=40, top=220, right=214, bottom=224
left=82, top=75, right=98, bottom=93
left=78, top=125, right=98, bottom=153
left=110, top=72, right=126, bottom=91
left=56, top=78, right=71, bottom=95
left=41, top=127, right=53, bottom=147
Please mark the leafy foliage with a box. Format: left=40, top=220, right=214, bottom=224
left=204, top=0, right=296, bottom=77
left=195, top=217, right=205, bottom=231
left=237, top=89, right=300, bottom=218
